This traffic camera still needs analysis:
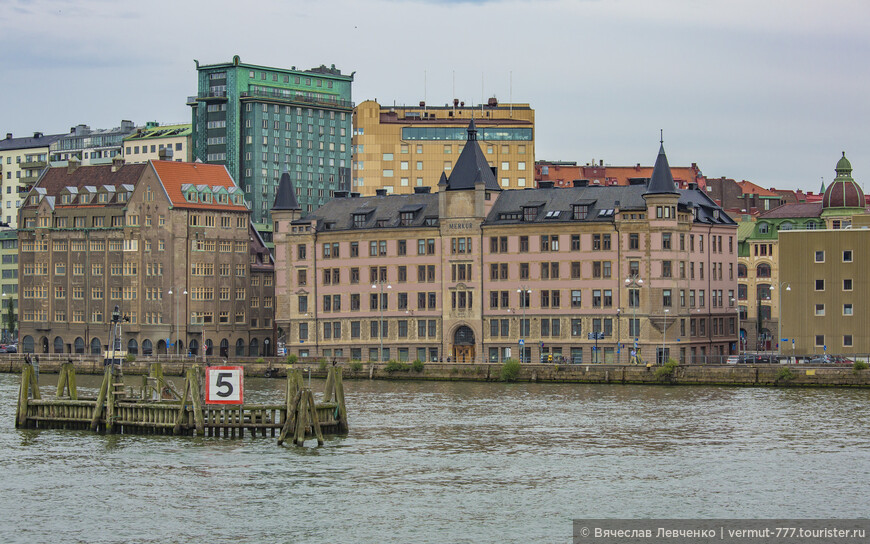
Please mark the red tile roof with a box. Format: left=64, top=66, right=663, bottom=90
left=737, top=180, right=780, bottom=198
left=150, top=160, right=248, bottom=212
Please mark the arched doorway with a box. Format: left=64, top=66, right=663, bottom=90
left=142, top=339, right=153, bottom=356
left=220, top=339, right=229, bottom=358
left=249, top=338, right=259, bottom=357
left=205, top=339, right=213, bottom=356
left=90, top=338, right=102, bottom=355
left=156, top=339, right=167, bottom=355
left=189, top=339, right=199, bottom=356
left=53, top=336, right=64, bottom=354
left=40, top=336, right=49, bottom=354
left=235, top=339, right=245, bottom=357
left=74, top=337, right=85, bottom=354
left=22, top=335, right=34, bottom=353
left=452, top=325, right=475, bottom=363
left=263, top=338, right=271, bottom=356
left=127, top=339, right=138, bottom=355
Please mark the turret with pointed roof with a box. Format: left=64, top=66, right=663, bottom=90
left=272, top=171, right=301, bottom=211
left=444, top=120, right=501, bottom=192
left=644, top=139, right=678, bottom=195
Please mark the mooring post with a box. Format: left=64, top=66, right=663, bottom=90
left=277, top=389, right=303, bottom=446
left=306, top=389, right=324, bottom=446
left=334, top=367, right=348, bottom=433
left=322, top=366, right=335, bottom=403
left=90, top=367, right=111, bottom=432
left=173, top=371, right=192, bottom=435
left=16, top=364, right=32, bottom=428
left=189, top=366, right=205, bottom=436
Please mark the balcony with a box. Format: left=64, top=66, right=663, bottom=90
left=21, top=175, right=38, bottom=184
left=239, top=89, right=354, bottom=110
left=187, top=91, right=228, bottom=104
left=20, top=160, right=47, bottom=169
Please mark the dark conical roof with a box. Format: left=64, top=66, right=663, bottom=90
left=445, top=120, right=501, bottom=191
left=644, top=142, right=678, bottom=195
left=272, top=171, right=301, bottom=211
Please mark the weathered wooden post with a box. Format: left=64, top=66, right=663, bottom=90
left=173, top=371, right=193, bottom=435
left=90, top=366, right=111, bottom=432
left=322, top=366, right=336, bottom=403
left=189, top=366, right=205, bottom=436
left=334, top=367, right=348, bottom=433
left=56, top=362, right=78, bottom=399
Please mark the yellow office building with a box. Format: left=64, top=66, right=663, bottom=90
left=352, top=99, right=534, bottom=196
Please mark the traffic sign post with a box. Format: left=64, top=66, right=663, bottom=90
left=205, top=366, right=244, bottom=405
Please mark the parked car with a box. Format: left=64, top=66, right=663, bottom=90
left=726, top=356, right=739, bottom=365
left=809, top=355, right=832, bottom=364
left=0, top=344, right=15, bottom=353
left=738, top=353, right=776, bottom=364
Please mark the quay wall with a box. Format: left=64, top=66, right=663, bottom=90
left=2, top=356, right=868, bottom=388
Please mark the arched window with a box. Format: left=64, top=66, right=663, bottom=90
left=779, top=222, right=793, bottom=231
left=205, top=339, right=213, bottom=356
left=756, top=263, right=771, bottom=278
left=74, top=337, right=85, bottom=354
left=127, top=339, right=138, bottom=355
left=90, top=338, right=102, bottom=354
left=737, top=264, right=747, bottom=278
left=22, top=335, right=34, bottom=353
left=249, top=338, right=259, bottom=357
left=189, top=339, right=199, bottom=356
left=142, top=339, right=153, bottom=356
left=156, top=339, right=167, bottom=355
left=235, top=339, right=245, bottom=356
left=220, top=339, right=229, bottom=358
left=53, top=336, right=64, bottom=354
left=40, top=337, right=49, bottom=353
left=757, top=222, right=769, bottom=234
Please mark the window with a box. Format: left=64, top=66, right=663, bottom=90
left=815, top=250, right=824, bottom=263
left=629, top=233, right=639, bottom=250
left=815, top=304, right=825, bottom=316
left=843, top=250, right=853, bottom=262
left=519, top=236, right=528, bottom=252
left=571, top=290, right=582, bottom=308
left=662, top=289, right=672, bottom=307
left=815, top=279, right=824, bottom=291
left=815, top=335, right=824, bottom=347
left=843, top=303, right=853, bottom=316
left=844, top=335, right=853, bottom=347
left=844, top=279, right=853, bottom=291
left=662, top=233, right=671, bottom=250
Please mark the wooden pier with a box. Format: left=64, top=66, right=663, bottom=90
left=14, top=362, right=348, bottom=447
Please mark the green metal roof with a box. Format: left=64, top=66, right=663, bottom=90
left=737, top=221, right=756, bottom=241
left=123, top=124, right=191, bottom=142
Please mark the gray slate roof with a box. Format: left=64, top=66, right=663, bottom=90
left=445, top=120, right=501, bottom=192
left=645, top=143, right=678, bottom=195
left=0, top=132, right=66, bottom=151
left=295, top=192, right=439, bottom=230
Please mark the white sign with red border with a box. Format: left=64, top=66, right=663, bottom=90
left=205, top=366, right=244, bottom=405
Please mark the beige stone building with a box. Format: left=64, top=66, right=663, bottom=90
left=18, top=158, right=275, bottom=356
left=274, top=122, right=737, bottom=364
left=352, top=99, right=534, bottom=196
left=122, top=123, right=192, bottom=163
left=0, top=131, right=66, bottom=227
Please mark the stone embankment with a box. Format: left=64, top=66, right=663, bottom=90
left=2, top=356, right=868, bottom=388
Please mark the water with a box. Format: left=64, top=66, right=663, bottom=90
left=1, top=372, right=868, bottom=543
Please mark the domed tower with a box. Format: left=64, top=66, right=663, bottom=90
left=821, top=152, right=865, bottom=222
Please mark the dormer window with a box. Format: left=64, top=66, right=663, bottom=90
left=30, top=195, right=39, bottom=205
left=186, top=191, right=197, bottom=202
left=353, top=213, right=367, bottom=228
left=60, top=194, right=72, bottom=205
left=523, top=207, right=537, bottom=222
left=376, top=219, right=388, bottom=228
left=572, top=205, right=589, bottom=220
left=117, top=192, right=127, bottom=203
left=424, top=217, right=438, bottom=226
left=79, top=194, right=89, bottom=204
left=399, top=211, right=414, bottom=226
left=98, top=193, right=108, bottom=203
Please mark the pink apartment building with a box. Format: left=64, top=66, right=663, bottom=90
left=273, top=122, right=738, bottom=364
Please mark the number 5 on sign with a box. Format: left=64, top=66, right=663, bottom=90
left=205, top=366, right=244, bottom=404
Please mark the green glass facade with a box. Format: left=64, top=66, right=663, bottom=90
left=189, top=56, right=354, bottom=223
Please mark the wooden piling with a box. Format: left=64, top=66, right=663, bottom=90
left=189, top=366, right=205, bottom=436
left=90, top=367, right=111, bottom=432
left=173, top=372, right=192, bottom=435
left=16, top=364, right=32, bottom=428
left=334, top=367, right=348, bottom=433
left=306, top=390, right=324, bottom=446
left=322, top=367, right=335, bottom=403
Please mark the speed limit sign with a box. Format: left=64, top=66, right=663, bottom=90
left=205, top=366, right=244, bottom=404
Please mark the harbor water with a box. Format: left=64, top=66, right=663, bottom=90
left=1, top=372, right=868, bottom=543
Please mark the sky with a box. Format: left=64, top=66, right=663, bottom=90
left=2, top=0, right=868, bottom=192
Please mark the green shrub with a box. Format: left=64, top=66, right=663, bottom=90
left=853, top=360, right=869, bottom=372
left=349, top=361, right=363, bottom=372
left=500, top=359, right=521, bottom=382
left=256, top=357, right=265, bottom=364
left=776, top=367, right=796, bottom=383
left=384, top=360, right=410, bottom=372
left=411, top=359, right=425, bottom=372
left=655, top=359, right=679, bottom=381
left=318, top=360, right=328, bottom=372
left=286, top=354, right=298, bottom=365
left=125, top=354, right=136, bottom=363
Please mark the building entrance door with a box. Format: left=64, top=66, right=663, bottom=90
left=452, top=325, right=475, bottom=363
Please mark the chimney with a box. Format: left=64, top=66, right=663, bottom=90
left=487, top=97, right=498, bottom=107
left=599, top=159, right=604, bottom=167
left=5, top=133, right=11, bottom=140
left=636, top=163, right=640, bottom=171
left=375, top=189, right=387, bottom=196
left=33, top=132, right=43, bottom=138
left=67, top=156, right=80, bottom=174
left=453, top=98, right=459, bottom=107
left=414, top=186, right=431, bottom=194
left=419, top=100, right=426, bottom=107
left=111, top=155, right=125, bottom=172
left=538, top=180, right=554, bottom=189
left=573, top=179, right=588, bottom=187
left=158, top=147, right=174, bottom=161
left=334, top=190, right=349, bottom=198
left=460, top=101, right=464, bottom=107
left=350, top=192, right=361, bottom=198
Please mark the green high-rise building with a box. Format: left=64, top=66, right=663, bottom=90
left=188, top=55, right=354, bottom=222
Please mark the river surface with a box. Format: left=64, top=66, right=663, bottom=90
left=1, top=372, right=868, bottom=543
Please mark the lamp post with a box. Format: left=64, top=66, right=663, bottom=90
left=371, top=281, right=391, bottom=362
left=731, top=298, right=741, bottom=357
left=625, top=276, right=644, bottom=363
left=168, top=288, right=187, bottom=357
left=517, top=286, right=531, bottom=363
left=778, top=282, right=790, bottom=358
left=662, top=308, right=669, bottom=365
left=616, top=308, right=621, bottom=364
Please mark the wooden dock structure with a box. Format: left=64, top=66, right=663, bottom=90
left=14, top=362, right=348, bottom=446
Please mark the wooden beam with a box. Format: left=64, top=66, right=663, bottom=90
left=90, top=367, right=111, bottom=432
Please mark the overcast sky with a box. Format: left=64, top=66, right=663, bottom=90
left=2, top=0, right=868, bottom=192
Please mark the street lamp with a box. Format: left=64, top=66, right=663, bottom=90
left=778, top=282, right=791, bottom=358
left=616, top=308, right=621, bottom=364
left=662, top=308, right=669, bottom=365
left=731, top=298, right=741, bottom=357
left=517, top=286, right=531, bottom=363
left=371, top=281, right=391, bottom=362
left=168, top=288, right=187, bottom=356
left=625, top=276, right=644, bottom=364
